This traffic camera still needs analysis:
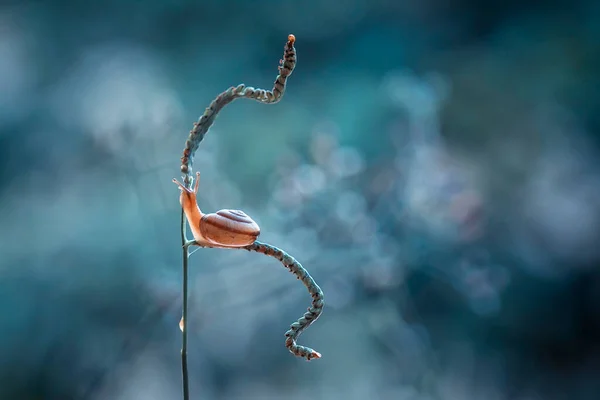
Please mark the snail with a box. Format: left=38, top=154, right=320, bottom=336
left=173, top=172, right=260, bottom=248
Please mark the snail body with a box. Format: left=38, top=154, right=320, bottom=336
left=173, top=173, right=260, bottom=248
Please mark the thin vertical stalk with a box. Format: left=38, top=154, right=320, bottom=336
left=180, top=209, right=189, bottom=400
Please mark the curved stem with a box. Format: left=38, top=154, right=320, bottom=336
left=180, top=35, right=297, bottom=186
left=243, top=240, right=324, bottom=361
left=174, top=35, right=302, bottom=400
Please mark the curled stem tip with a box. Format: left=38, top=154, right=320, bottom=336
left=179, top=35, right=297, bottom=183
left=244, top=241, right=324, bottom=361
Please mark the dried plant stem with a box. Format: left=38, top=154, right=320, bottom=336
left=244, top=241, right=324, bottom=360
left=180, top=209, right=190, bottom=400
left=180, top=34, right=297, bottom=187
left=175, top=34, right=321, bottom=400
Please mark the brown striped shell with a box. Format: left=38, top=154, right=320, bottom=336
left=200, top=209, right=260, bottom=247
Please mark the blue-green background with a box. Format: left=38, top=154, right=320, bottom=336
left=1, top=1, right=599, bottom=399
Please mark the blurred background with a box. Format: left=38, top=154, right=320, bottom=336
left=1, top=0, right=599, bottom=399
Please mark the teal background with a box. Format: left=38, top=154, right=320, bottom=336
left=0, top=1, right=599, bottom=399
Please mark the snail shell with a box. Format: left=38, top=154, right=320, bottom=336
left=200, top=209, right=260, bottom=247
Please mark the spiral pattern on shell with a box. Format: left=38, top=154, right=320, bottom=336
left=200, top=209, right=261, bottom=247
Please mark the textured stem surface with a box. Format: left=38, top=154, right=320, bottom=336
left=181, top=35, right=297, bottom=187
left=244, top=240, right=324, bottom=361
